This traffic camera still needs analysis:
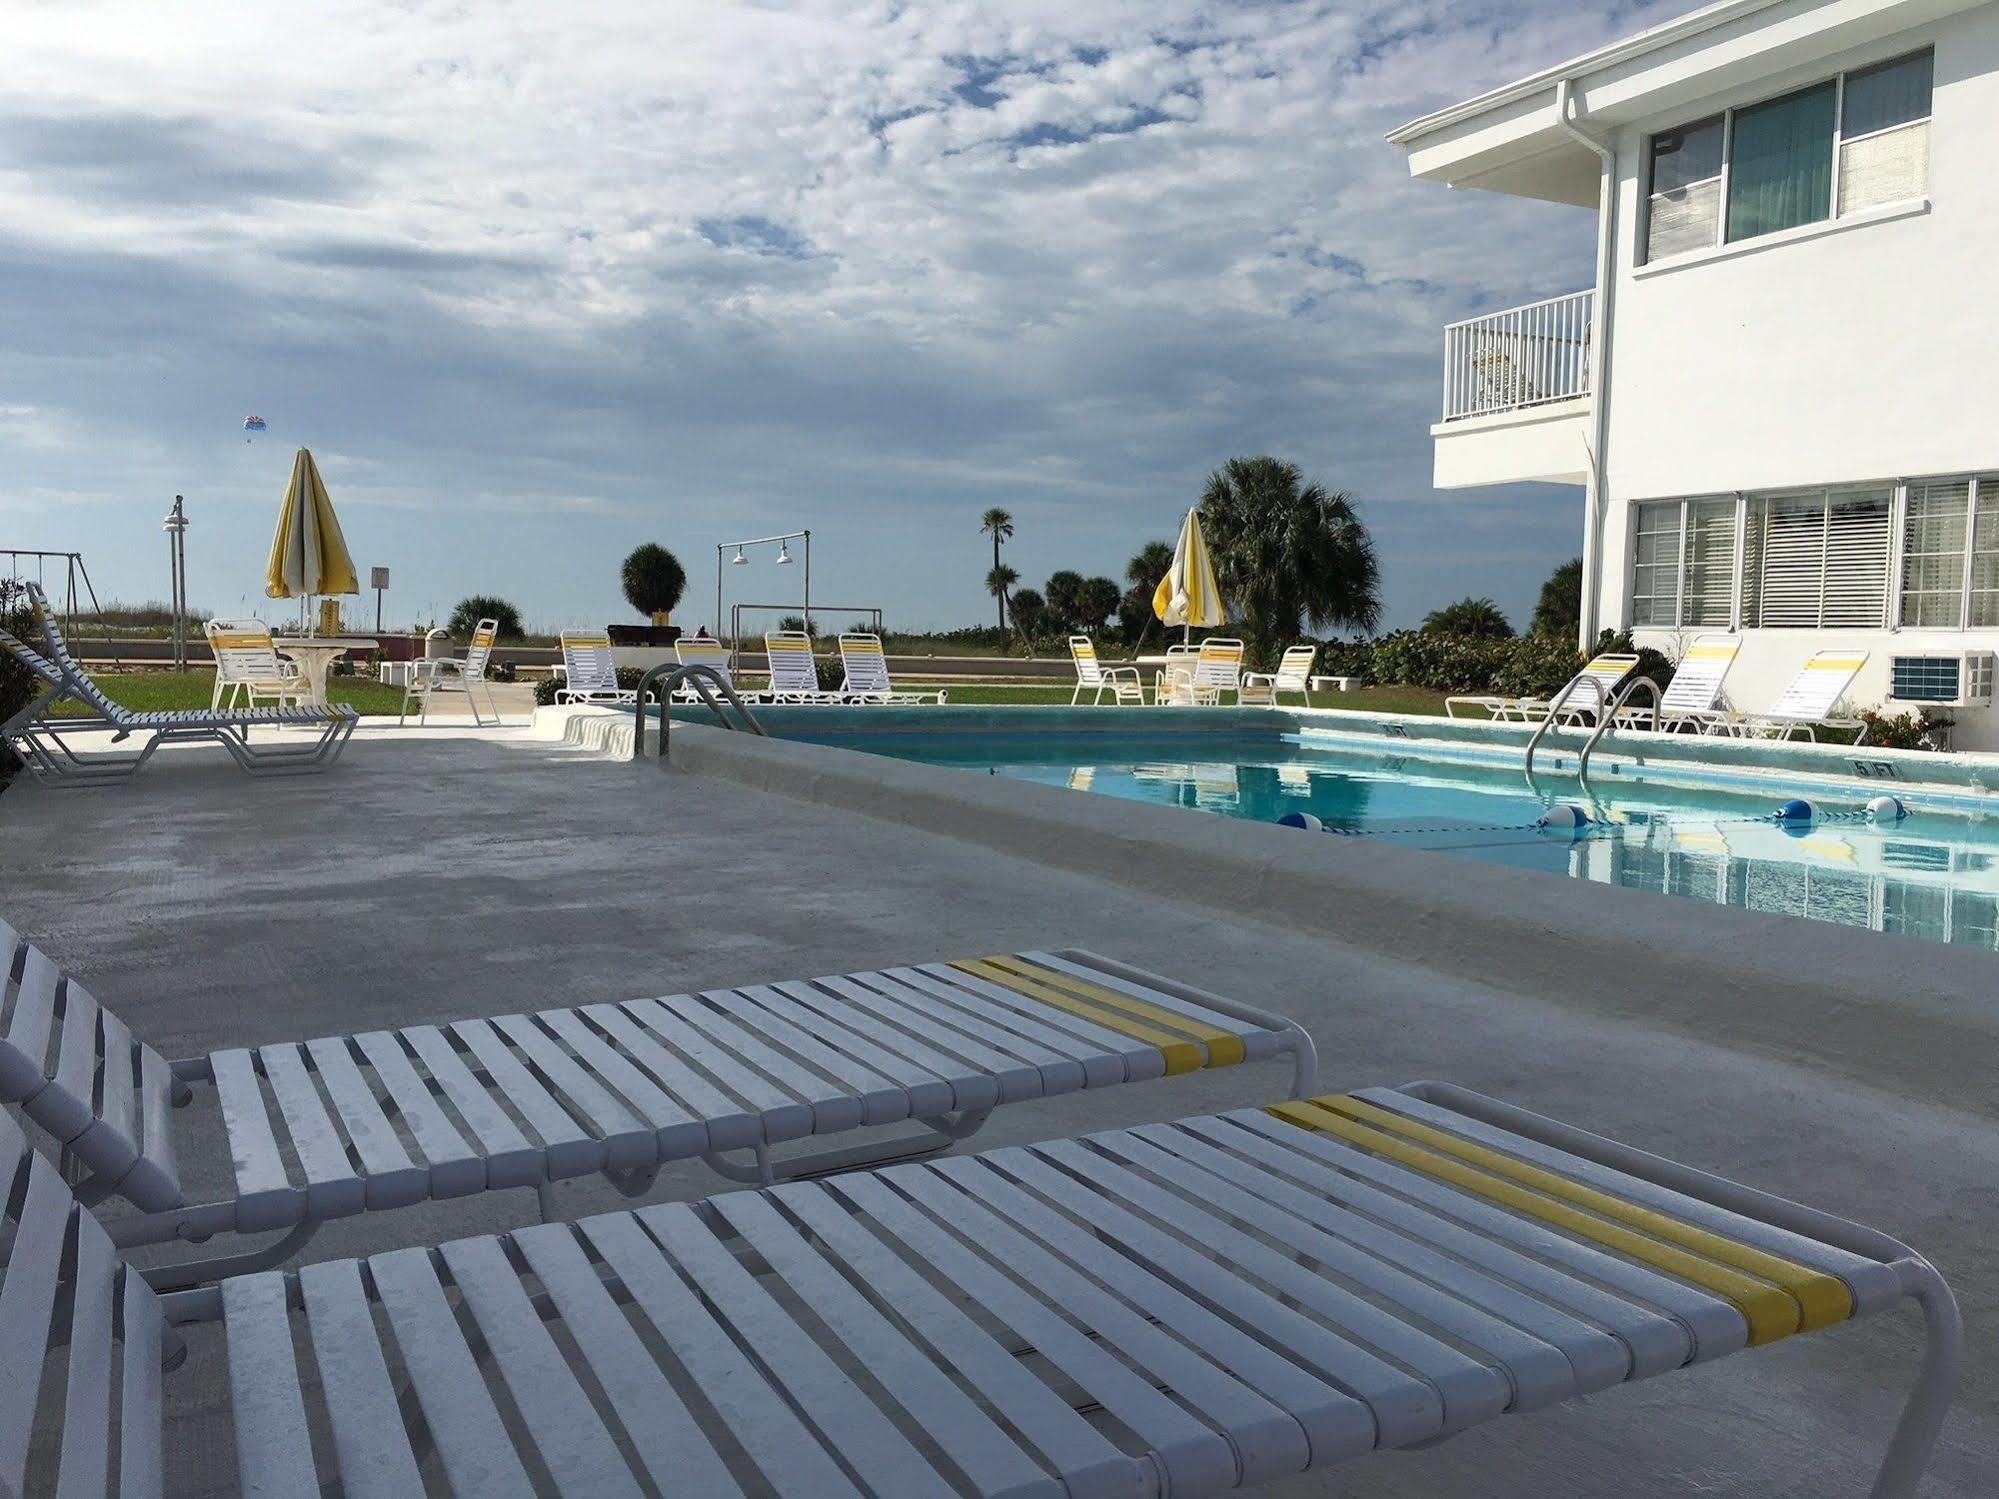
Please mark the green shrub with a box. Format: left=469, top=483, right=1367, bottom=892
left=1, top=581, right=38, bottom=777
left=1857, top=708, right=1952, bottom=750
left=448, top=595, right=525, bottom=639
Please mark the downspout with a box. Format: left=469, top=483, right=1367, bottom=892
left=1554, top=77, right=1617, bottom=651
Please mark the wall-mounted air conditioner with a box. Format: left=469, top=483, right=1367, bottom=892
left=1888, top=652, right=1995, bottom=708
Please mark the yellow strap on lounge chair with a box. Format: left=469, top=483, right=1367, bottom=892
left=1273, top=1095, right=1850, bottom=1343
left=566, top=636, right=612, bottom=649
left=986, top=954, right=1247, bottom=1068
left=1808, top=655, right=1866, bottom=673
left=951, top=958, right=1208, bottom=1074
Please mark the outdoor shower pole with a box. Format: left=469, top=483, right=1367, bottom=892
left=162, top=496, right=189, bottom=671
left=802, top=529, right=810, bottom=635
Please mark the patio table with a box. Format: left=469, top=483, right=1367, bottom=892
left=274, top=636, right=378, bottom=707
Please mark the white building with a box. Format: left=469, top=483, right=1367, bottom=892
left=1390, top=0, right=1999, bottom=747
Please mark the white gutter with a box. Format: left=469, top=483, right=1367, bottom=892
left=1385, top=0, right=1792, bottom=144
left=1553, top=76, right=1617, bottom=651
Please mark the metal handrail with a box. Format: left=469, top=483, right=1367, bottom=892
left=1522, top=673, right=1609, bottom=778
left=632, top=663, right=766, bottom=761
left=1578, top=676, right=1662, bottom=778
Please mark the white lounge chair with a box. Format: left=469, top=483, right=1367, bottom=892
left=1162, top=637, right=1245, bottom=705
left=0, top=918, right=1313, bottom=1286
left=839, top=633, right=946, bottom=703
left=204, top=619, right=306, bottom=710
left=0, top=588, right=354, bottom=786
left=1643, top=634, right=1743, bottom=733
left=553, top=631, right=633, bottom=705
left=1152, top=641, right=1199, bottom=703
left=762, top=629, right=844, bottom=703
left=1448, top=651, right=1640, bottom=724
left=1240, top=644, right=1317, bottom=707
left=1069, top=635, right=1143, bottom=705
left=400, top=617, right=501, bottom=725
left=1711, top=649, right=1873, bottom=743
left=6, top=1071, right=1959, bottom=1496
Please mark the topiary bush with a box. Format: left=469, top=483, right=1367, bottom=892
left=621, top=544, right=687, bottom=622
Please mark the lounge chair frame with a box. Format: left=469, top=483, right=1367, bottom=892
left=0, top=589, right=355, bottom=787
left=762, top=629, right=846, bottom=703
left=553, top=632, right=635, bottom=706
left=837, top=633, right=947, bottom=704
left=0, top=923, right=1315, bottom=1290
left=1447, top=651, right=1639, bottom=724
left=5, top=1073, right=1959, bottom=1497
left=1699, top=648, right=1872, bottom=743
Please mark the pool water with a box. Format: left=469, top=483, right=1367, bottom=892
left=795, top=728, right=1999, bottom=951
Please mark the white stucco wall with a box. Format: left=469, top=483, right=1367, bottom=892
left=1593, top=4, right=1999, bottom=746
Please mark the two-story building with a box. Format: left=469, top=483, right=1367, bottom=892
left=1390, top=0, right=1999, bottom=746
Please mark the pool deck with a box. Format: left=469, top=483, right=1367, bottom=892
left=1, top=720, right=1993, bottom=1495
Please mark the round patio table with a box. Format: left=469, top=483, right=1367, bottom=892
left=274, top=637, right=378, bottom=707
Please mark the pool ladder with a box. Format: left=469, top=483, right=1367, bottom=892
left=1522, top=675, right=1662, bottom=780
left=632, top=663, right=766, bottom=762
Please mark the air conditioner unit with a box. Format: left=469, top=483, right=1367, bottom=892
left=1888, top=651, right=1995, bottom=708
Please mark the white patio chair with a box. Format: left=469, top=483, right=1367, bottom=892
left=0, top=918, right=1315, bottom=1288
left=1647, top=635, right=1742, bottom=733
left=400, top=617, right=501, bottom=725
left=1, top=587, right=355, bottom=785
left=762, top=629, right=843, bottom=703
left=7, top=1064, right=1960, bottom=1496
left=204, top=618, right=305, bottom=710
left=839, top=633, right=946, bottom=703
left=1161, top=638, right=1244, bottom=705
left=553, top=631, right=633, bottom=705
left=1240, top=644, right=1317, bottom=707
left=1069, top=635, right=1143, bottom=705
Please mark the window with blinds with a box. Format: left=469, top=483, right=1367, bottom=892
left=1630, top=502, right=1683, bottom=626
left=1899, top=480, right=1970, bottom=627
left=1742, top=489, right=1891, bottom=629
left=1641, top=48, right=1933, bottom=264
left=1971, top=482, right=1999, bottom=627
left=1684, top=500, right=1738, bottom=626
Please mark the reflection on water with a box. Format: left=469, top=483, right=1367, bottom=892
left=797, top=728, right=1999, bottom=952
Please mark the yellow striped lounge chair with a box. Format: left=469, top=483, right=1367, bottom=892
left=838, top=633, right=946, bottom=704
left=1239, top=644, right=1317, bottom=707
left=762, top=629, right=842, bottom=703
left=1070, top=635, right=1143, bottom=705
left=1162, top=637, right=1245, bottom=705
left=6, top=1034, right=1958, bottom=1493
left=1717, top=649, right=1873, bottom=743
left=203, top=619, right=306, bottom=710
left=554, top=631, right=634, bottom=705
left=1448, top=651, right=1639, bottom=724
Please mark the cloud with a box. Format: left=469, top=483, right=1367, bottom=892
left=0, top=1, right=1686, bottom=629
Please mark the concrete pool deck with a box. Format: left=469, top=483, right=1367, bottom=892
left=0, top=720, right=1993, bottom=1495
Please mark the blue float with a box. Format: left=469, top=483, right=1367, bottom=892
left=1275, top=811, right=1323, bottom=831
left=1775, top=798, right=1817, bottom=823
left=1538, top=804, right=1591, bottom=831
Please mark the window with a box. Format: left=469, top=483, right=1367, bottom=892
left=1645, top=117, right=1724, bottom=261
left=1726, top=83, right=1836, bottom=242
left=1642, top=49, right=1932, bottom=263
left=1899, top=480, right=1969, bottom=626
left=1841, top=50, right=1934, bottom=213
left=1630, top=501, right=1682, bottom=626
left=1630, top=476, right=1999, bottom=634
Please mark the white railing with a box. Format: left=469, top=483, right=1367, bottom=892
left=1441, top=289, right=1594, bottom=422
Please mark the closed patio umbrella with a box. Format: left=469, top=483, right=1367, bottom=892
left=1152, top=506, right=1224, bottom=642
left=265, top=448, right=358, bottom=630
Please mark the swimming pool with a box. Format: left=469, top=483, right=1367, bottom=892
left=786, top=726, right=1999, bottom=951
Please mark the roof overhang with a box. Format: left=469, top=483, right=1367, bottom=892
left=1388, top=0, right=1984, bottom=206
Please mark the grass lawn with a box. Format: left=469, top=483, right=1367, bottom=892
left=48, top=671, right=413, bottom=717
left=933, top=683, right=1459, bottom=715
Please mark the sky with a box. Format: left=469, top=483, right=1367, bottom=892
left=1, top=0, right=1682, bottom=636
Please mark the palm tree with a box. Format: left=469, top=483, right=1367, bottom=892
left=1197, top=456, right=1380, bottom=669
left=1120, top=540, right=1175, bottom=647
left=1422, top=597, right=1512, bottom=638
left=985, top=564, right=1018, bottom=631
left=979, top=508, right=1014, bottom=628
left=1530, top=557, right=1584, bottom=640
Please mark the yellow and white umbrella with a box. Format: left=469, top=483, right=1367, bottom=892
left=265, top=447, right=358, bottom=606
left=1152, top=506, right=1224, bottom=641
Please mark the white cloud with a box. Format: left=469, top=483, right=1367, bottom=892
left=0, top=0, right=1686, bottom=628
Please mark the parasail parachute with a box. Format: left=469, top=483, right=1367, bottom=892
left=243, top=415, right=267, bottom=443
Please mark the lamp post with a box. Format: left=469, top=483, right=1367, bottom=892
left=161, top=496, right=189, bottom=671
left=715, top=529, right=811, bottom=672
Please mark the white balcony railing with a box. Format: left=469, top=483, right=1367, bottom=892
left=1441, top=289, right=1594, bottom=422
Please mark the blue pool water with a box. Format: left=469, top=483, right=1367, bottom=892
left=791, top=728, right=1999, bottom=951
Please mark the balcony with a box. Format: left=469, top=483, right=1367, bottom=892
left=1432, top=289, right=1594, bottom=489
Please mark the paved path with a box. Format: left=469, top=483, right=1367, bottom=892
left=0, top=726, right=1990, bottom=1496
